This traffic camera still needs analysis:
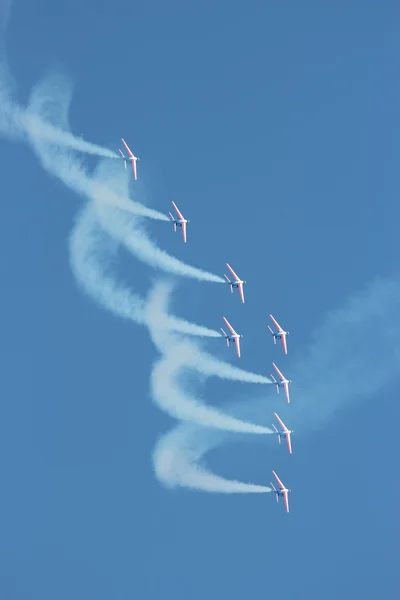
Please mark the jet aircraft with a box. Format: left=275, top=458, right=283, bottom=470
left=220, top=317, right=242, bottom=358
left=119, top=138, right=140, bottom=180
left=270, top=362, right=291, bottom=403
left=268, top=314, right=289, bottom=354
left=224, top=263, right=246, bottom=303
left=169, top=201, right=190, bottom=243
left=270, top=470, right=291, bottom=513
left=272, top=412, right=293, bottom=454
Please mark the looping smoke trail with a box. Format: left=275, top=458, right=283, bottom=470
left=154, top=423, right=271, bottom=493
left=0, top=38, right=277, bottom=493
left=24, top=73, right=225, bottom=284
left=2, top=9, right=400, bottom=498
left=150, top=347, right=271, bottom=434
left=69, top=207, right=271, bottom=434
left=154, top=276, right=400, bottom=493
left=147, top=279, right=272, bottom=385
left=70, top=203, right=222, bottom=339
left=69, top=202, right=146, bottom=324
left=93, top=199, right=225, bottom=284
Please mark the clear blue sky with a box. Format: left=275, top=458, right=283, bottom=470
left=0, top=1, right=399, bottom=598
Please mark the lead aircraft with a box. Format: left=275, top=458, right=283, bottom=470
left=268, top=314, right=289, bottom=354
left=119, top=138, right=140, bottom=180
left=220, top=317, right=242, bottom=358
left=270, top=470, right=291, bottom=513
left=224, top=263, right=246, bottom=303
left=169, top=201, right=190, bottom=243
left=270, top=362, right=291, bottom=403
left=272, top=412, right=293, bottom=454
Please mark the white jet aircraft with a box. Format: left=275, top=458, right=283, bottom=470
left=268, top=314, right=289, bottom=355
left=168, top=201, right=190, bottom=243
left=270, top=470, right=291, bottom=513
left=224, top=263, right=246, bottom=303
left=220, top=317, right=243, bottom=358
left=119, top=138, right=140, bottom=180
left=270, top=362, right=291, bottom=403
left=272, top=412, right=293, bottom=454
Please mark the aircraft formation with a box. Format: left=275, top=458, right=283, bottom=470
left=119, top=137, right=293, bottom=513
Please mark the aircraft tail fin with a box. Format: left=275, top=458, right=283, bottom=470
left=220, top=328, right=229, bottom=346
left=272, top=424, right=281, bottom=443
left=169, top=212, right=177, bottom=231
left=270, top=482, right=279, bottom=501
left=224, top=274, right=233, bottom=292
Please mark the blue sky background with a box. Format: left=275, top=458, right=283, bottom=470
left=0, top=1, right=399, bottom=598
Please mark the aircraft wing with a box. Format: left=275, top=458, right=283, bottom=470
left=269, top=314, right=284, bottom=332
left=171, top=201, right=185, bottom=220
left=283, top=491, right=290, bottom=513
left=272, top=362, right=286, bottom=382
left=226, top=263, right=241, bottom=281
left=283, top=382, right=291, bottom=404
left=286, top=433, right=292, bottom=455
left=272, top=470, right=286, bottom=490
left=274, top=412, right=288, bottom=433
left=234, top=336, right=241, bottom=358
left=222, top=317, right=237, bottom=336
left=121, top=137, right=135, bottom=158
left=132, top=158, right=137, bottom=180
left=238, top=283, right=245, bottom=303
left=281, top=334, right=288, bottom=355
left=181, top=221, right=187, bottom=243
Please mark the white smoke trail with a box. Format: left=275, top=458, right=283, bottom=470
left=147, top=279, right=271, bottom=385
left=149, top=345, right=271, bottom=434
left=24, top=112, right=118, bottom=158
left=153, top=276, right=400, bottom=492
left=69, top=202, right=146, bottom=324
left=0, top=32, right=282, bottom=494
left=0, top=63, right=117, bottom=158
left=25, top=73, right=225, bottom=284
left=154, top=424, right=271, bottom=493
left=93, top=199, right=224, bottom=283
left=70, top=203, right=222, bottom=338
left=69, top=205, right=271, bottom=435
left=144, top=279, right=272, bottom=433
